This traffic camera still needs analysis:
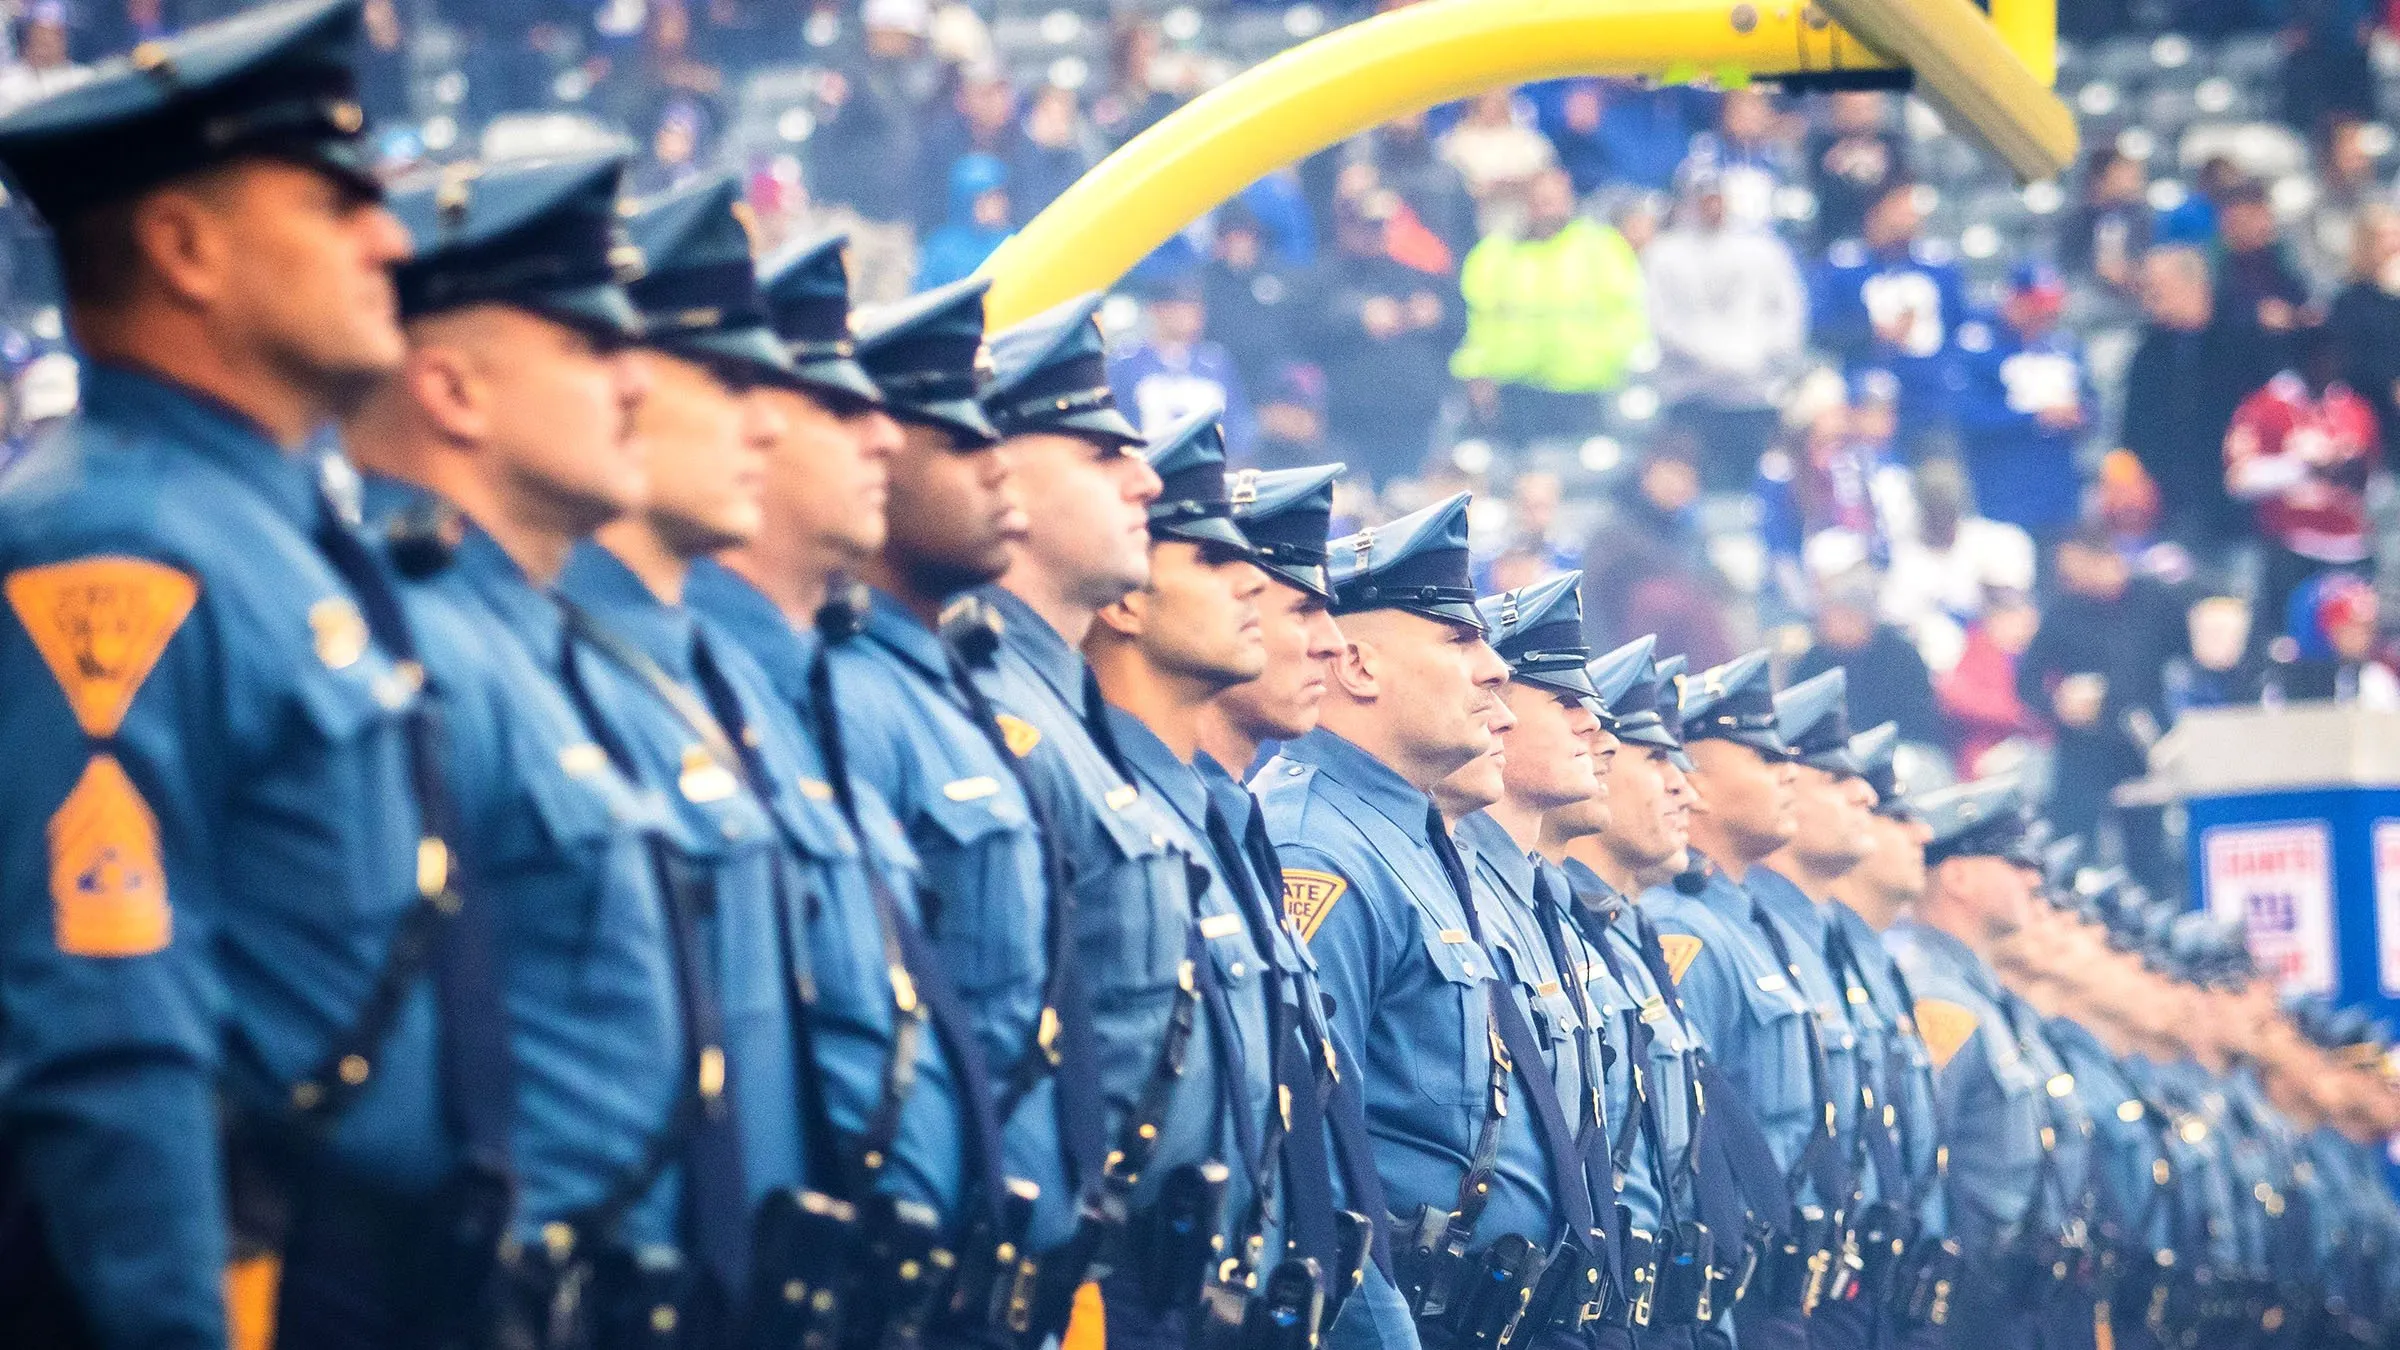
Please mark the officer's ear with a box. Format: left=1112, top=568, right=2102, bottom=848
left=403, top=337, right=492, bottom=450
left=1328, top=633, right=1379, bottom=700
left=1093, top=586, right=1148, bottom=640
left=124, top=176, right=245, bottom=311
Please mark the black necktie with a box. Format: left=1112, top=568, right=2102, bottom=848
left=1423, top=805, right=1598, bottom=1245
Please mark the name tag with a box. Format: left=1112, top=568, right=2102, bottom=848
left=1105, top=785, right=1139, bottom=811
left=798, top=779, right=835, bottom=801
left=1640, top=996, right=1670, bottom=1025
left=558, top=743, right=610, bottom=779
left=1534, top=980, right=1562, bottom=997
left=1756, top=973, right=1789, bottom=994
left=1198, top=913, right=1244, bottom=940
left=943, top=776, right=1000, bottom=802
left=680, top=745, right=737, bottom=803
left=1439, top=928, right=1471, bottom=944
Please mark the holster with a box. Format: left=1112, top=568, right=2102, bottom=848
left=944, top=1179, right=1042, bottom=1340
left=499, top=1240, right=697, bottom=1350
left=1617, top=1224, right=1660, bottom=1329
left=746, top=1189, right=861, bottom=1350
left=1748, top=1206, right=1833, bottom=1316
left=1326, top=1208, right=1374, bottom=1319
left=1891, top=1235, right=1960, bottom=1330
left=1512, top=1235, right=1608, bottom=1340
left=1390, top=1204, right=1474, bottom=1322
left=1651, top=1221, right=1713, bottom=1329
left=1135, top=1162, right=1231, bottom=1317
left=1432, top=1233, right=1539, bottom=1350
left=1832, top=1201, right=1909, bottom=1308
left=1241, top=1258, right=1327, bottom=1350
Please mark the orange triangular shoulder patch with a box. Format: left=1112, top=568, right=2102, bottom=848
left=8, top=557, right=198, bottom=737
left=996, top=713, right=1042, bottom=759
left=1914, top=999, right=1981, bottom=1071
left=49, top=754, right=169, bottom=957
left=1658, top=933, right=1704, bottom=984
left=1282, top=868, right=1349, bottom=942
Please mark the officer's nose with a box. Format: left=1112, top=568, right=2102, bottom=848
left=1123, top=451, right=1163, bottom=506
left=359, top=202, right=414, bottom=267
left=1468, top=639, right=1508, bottom=690
left=1304, top=608, right=1344, bottom=662
left=853, top=409, right=903, bottom=463
left=610, top=349, right=652, bottom=417
left=743, top=388, right=790, bottom=446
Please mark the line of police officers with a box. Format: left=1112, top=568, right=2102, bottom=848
left=1, top=5, right=2399, bottom=1350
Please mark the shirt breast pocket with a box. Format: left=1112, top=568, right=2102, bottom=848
left=918, top=789, right=1044, bottom=993
left=246, top=656, right=417, bottom=923
left=1735, top=969, right=1818, bottom=1124
left=1413, top=925, right=1497, bottom=1110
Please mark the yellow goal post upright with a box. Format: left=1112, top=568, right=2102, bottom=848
left=977, top=0, right=2074, bottom=328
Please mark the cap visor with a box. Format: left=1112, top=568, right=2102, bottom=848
left=529, top=284, right=646, bottom=344
left=658, top=325, right=799, bottom=387
left=1261, top=561, right=1334, bottom=601
left=1155, top=515, right=1258, bottom=555
left=1516, top=668, right=1602, bottom=701
left=1050, top=404, right=1145, bottom=447
left=790, top=354, right=885, bottom=408
left=893, top=396, right=1001, bottom=446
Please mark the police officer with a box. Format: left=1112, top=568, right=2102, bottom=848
left=1258, top=494, right=1600, bottom=1350
left=1750, top=671, right=1880, bottom=1350
left=682, top=233, right=1032, bottom=1346
left=1644, top=652, right=1835, bottom=1350
left=344, top=149, right=729, bottom=1348
left=1884, top=777, right=2092, bottom=1350
left=1550, top=639, right=1717, bottom=1350
left=0, top=4, right=445, bottom=1343
left=1445, top=570, right=1626, bottom=1345
left=960, top=293, right=1233, bottom=1345
left=1823, top=724, right=1952, bottom=1350
left=1193, top=461, right=1424, bottom=1350
left=788, top=275, right=1077, bottom=1343
left=1085, top=404, right=1361, bottom=1349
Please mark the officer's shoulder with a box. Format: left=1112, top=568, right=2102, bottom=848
left=0, top=418, right=201, bottom=560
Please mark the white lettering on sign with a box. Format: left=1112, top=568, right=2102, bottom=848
left=2375, top=821, right=2400, bottom=997
left=2202, top=821, right=2336, bottom=996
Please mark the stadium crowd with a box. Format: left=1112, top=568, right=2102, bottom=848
left=0, top=0, right=2399, bottom=892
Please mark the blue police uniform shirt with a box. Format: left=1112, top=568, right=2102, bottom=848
left=555, top=544, right=962, bottom=1233
left=1810, top=238, right=1967, bottom=428
left=2042, top=1015, right=2167, bottom=1258
left=1746, top=866, right=1866, bottom=1200
left=2124, top=1055, right=2245, bottom=1273
left=1255, top=730, right=1556, bottom=1248
left=681, top=561, right=972, bottom=1225
left=1454, top=813, right=1605, bottom=1216
left=1197, top=750, right=1426, bottom=1350
left=0, top=365, right=446, bottom=1345
left=359, top=483, right=687, bottom=1251
left=964, top=585, right=1224, bottom=1217
left=1884, top=918, right=2055, bottom=1258
left=1103, top=708, right=1270, bottom=1231
left=1641, top=858, right=1824, bottom=1185
left=1829, top=901, right=1944, bottom=1237
left=811, top=585, right=1058, bottom=1238
left=1950, top=315, right=2095, bottom=533
left=1558, top=859, right=1695, bottom=1237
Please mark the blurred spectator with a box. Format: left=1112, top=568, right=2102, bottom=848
left=2280, top=0, right=2378, bottom=144
left=1201, top=204, right=1303, bottom=396
left=2018, top=526, right=2186, bottom=850
left=2260, top=570, right=2400, bottom=707
left=2123, top=245, right=2250, bottom=551
left=1646, top=164, right=1808, bottom=488
left=1551, top=82, right=1707, bottom=194
left=1309, top=171, right=1462, bottom=485
left=1677, top=88, right=1795, bottom=232
left=1790, top=565, right=1944, bottom=745
left=1476, top=470, right=1580, bottom=591
left=1583, top=432, right=1738, bottom=665
left=2328, top=203, right=2400, bottom=456
left=1539, top=80, right=1617, bottom=199
left=2095, top=450, right=2197, bottom=586
left=1804, top=91, right=1905, bottom=245
left=1010, top=84, right=1101, bottom=219
left=631, top=98, right=713, bottom=196
left=1452, top=167, right=1648, bottom=447
left=802, top=0, right=942, bottom=300
left=1811, top=179, right=1965, bottom=459
left=2298, top=117, right=2385, bottom=294
left=1758, top=370, right=1913, bottom=589
left=1439, top=89, right=1558, bottom=232
left=914, top=152, right=1012, bottom=290
left=1358, top=112, right=1481, bottom=261
left=2165, top=593, right=2261, bottom=715
left=2225, top=322, right=2382, bottom=625
left=0, top=3, right=84, bottom=112
left=2061, top=145, right=2152, bottom=303
left=1935, top=586, right=2045, bottom=776
left=1952, top=263, right=2095, bottom=539
left=2210, top=178, right=2315, bottom=391
left=1252, top=363, right=1331, bottom=470
left=1110, top=279, right=1257, bottom=457
left=1883, top=458, right=2039, bottom=670
left=917, top=65, right=1019, bottom=232
left=1089, top=17, right=1180, bottom=148
left=2154, top=154, right=2243, bottom=246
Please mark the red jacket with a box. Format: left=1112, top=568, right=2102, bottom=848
left=2224, top=373, right=2381, bottom=563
